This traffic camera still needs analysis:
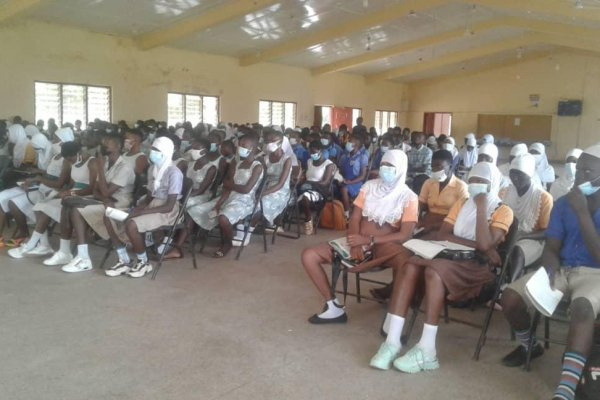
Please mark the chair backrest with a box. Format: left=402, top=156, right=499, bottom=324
left=498, top=216, right=520, bottom=266
left=179, top=176, right=194, bottom=210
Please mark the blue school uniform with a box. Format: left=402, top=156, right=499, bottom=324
left=292, top=144, right=309, bottom=170
left=339, top=148, right=369, bottom=198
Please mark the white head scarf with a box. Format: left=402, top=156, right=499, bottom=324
left=505, top=154, right=544, bottom=233
left=175, top=127, right=185, bottom=139
left=361, top=150, right=415, bottom=226
left=281, top=135, right=299, bottom=167
left=478, top=143, right=499, bottom=165
left=482, top=133, right=495, bottom=144
left=25, top=124, right=40, bottom=138
left=55, top=127, right=74, bottom=143
left=150, top=136, right=174, bottom=193
left=7, top=124, right=28, bottom=167
left=453, top=162, right=502, bottom=240
left=529, top=142, right=555, bottom=184
left=510, top=143, right=528, bottom=157
left=460, top=136, right=478, bottom=168
left=465, top=133, right=476, bottom=142
left=270, top=124, right=283, bottom=134
left=31, top=132, right=53, bottom=170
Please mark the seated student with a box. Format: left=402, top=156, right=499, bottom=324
left=104, top=137, right=183, bottom=278
left=60, top=134, right=135, bottom=273
left=440, top=136, right=460, bottom=173
left=369, top=135, right=393, bottom=179
left=550, top=148, right=583, bottom=199
left=167, top=133, right=188, bottom=175
left=7, top=123, right=29, bottom=168
left=407, top=131, right=433, bottom=194
left=298, top=141, right=336, bottom=235
left=208, top=130, right=228, bottom=184
left=370, top=162, right=513, bottom=372
left=338, top=134, right=369, bottom=219
left=529, top=142, right=555, bottom=190
left=458, top=134, right=478, bottom=179
left=478, top=142, right=510, bottom=194
left=9, top=143, right=95, bottom=261
left=426, top=135, right=438, bottom=152
left=502, top=154, right=553, bottom=281
left=122, top=128, right=149, bottom=175
left=418, top=149, right=469, bottom=234
left=245, top=129, right=292, bottom=241
left=481, top=133, right=494, bottom=145
left=1, top=132, right=69, bottom=247
left=498, top=143, right=528, bottom=178
left=301, top=150, right=417, bottom=324
left=289, top=129, right=309, bottom=170
left=500, top=144, right=600, bottom=400
left=321, top=132, right=343, bottom=164
left=187, top=134, right=264, bottom=258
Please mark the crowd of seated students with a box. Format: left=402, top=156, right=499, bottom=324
left=1, top=114, right=599, bottom=398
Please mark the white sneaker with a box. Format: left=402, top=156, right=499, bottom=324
left=127, top=261, right=152, bottom=278
left=7, top=245, right=30, bottom=259
left=25, top=244, right=54, bottom=256
left=43, top=251, right=74, bottom=266
left=105, top=261, right=132, bottom=277
left=61, top=257, right=93, bottom=273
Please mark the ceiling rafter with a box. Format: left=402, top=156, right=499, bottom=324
left=475, top=0, right=600, bottom=22
left=0, top=0, right=44, bottom=23
left=136, top=0, right=280, bottom=50
left=238, top=0, right=447, bottom=67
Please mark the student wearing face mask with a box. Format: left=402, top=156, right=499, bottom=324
left=529, top=142, right=555, bottom=190
left=289, top=129, right=308, bottom=170
left=60, top=134, right=135, bottom=273
left=370, top=162, right=513, bottom=373
left=338, top=134, right=369, bottom=219
left=122, top=128, right=149, bottom=176
left=321, top=131, right=342, bottom=164
left=187, top=134, right=264, bottom=258
left=500, top=144, right=600, bottom=400
left=103, top=136, right=183, bottom=278
left=207, top=131, right=228, bottom=190
left=498, top=143, right=528, bottom=180
left=51, top=127, right=75, bottom=158
left=441, top=137, right=459, bottom=172
left=458, top=134, right=478, bottom=180
left=502, top=154, right=553, bottom=282
left=369, top=134, right=393, bottom=179
left=298, top=140, right=336, bottom=235
left=550, top=148, right=583, bottom=200
left=477, top=142, right=510, bottom=195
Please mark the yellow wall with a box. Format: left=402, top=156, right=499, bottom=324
left=0, top=20, right=407, bottom=128
left=405, top=52, right=600, bottom=160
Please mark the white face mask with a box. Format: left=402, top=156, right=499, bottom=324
left=289, top=138, right=298, bottom=145
left=431, top=170, right=447, bottom=182
left=188, top=149, right=205, bottom=161
left=52, top=142, right=61, bottom=154
left=564, top=162, right=576, bottom=180
left=265, top=141, right=281, bottom=154
left=443, top=143, right=454, bottom=152
left=468, top=183, right=489, bottom=198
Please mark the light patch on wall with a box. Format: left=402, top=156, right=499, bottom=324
left=301, top=5, right=319, bottom=29
left=241, top=4, right=283, bottom=40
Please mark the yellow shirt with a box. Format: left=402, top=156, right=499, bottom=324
left=444, top=200, right=514, bottom=234
left=419, top=175, right=469, bottom=216
left=23, top=143, right=37, bottom=165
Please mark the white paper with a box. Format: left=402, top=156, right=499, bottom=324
left=403, top=239, right=474, bottom=260
left=105, top=207, right=129, bottom=222
left=525, top=267, right=564, bottom=317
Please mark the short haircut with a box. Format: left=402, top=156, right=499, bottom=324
left=126, top=128, right=143, bottom=142
left=221, top=140, right=235, bottom=150
left=168, top=133, right=181, bottom=149
left=308, top=140, right=323, bottom=151
left=104, top=133, right=123, bottom=148
left=61, top=141, right=81, bottom=158
left=194, top=137, right=211, bottom=150
left=239, top=134, right=258, bottom=147
left=432, top=149, right=453, bottom=165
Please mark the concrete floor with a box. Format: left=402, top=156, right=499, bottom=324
left=0, top=230, right=565, bottom=400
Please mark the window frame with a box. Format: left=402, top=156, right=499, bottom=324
left=374, top=109, right=398, bottom=134
left=34, top=80, right=112, bottom=126
left=259, top=99, right=297, bottom=127
left=167, top=91, right=220, bottom=127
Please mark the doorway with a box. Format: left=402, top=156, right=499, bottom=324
left=423, top=112, right=452, bottom=136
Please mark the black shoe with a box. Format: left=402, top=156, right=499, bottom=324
left=501, top=343, right=544, bottom=367
left=308, top=313, right=348, bottom=324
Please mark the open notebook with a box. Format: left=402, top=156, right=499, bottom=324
left=328, top=237, right=371, bottom=268
left=525, top=267, right=564, bottom=317
left=403, top=239, right=474, bottom=260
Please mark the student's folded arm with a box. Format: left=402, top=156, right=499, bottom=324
left=436, top=221, right=478, bottom=249
left=347, top=205, right=361, bottom=235
left=232, top=164, right=263, bottom=194
left=39, top=162, right=72, bottom=189
left=142, top=193, right=178, bottom=215
left=345, top=166, right=367, bottom=185
left=372, top=220, right=416, bottom=245
left=263, top=158, right=291, bottom=196
left=194, top=165, right=217, bottom=197
left=316, top=164, right=336, bottom=188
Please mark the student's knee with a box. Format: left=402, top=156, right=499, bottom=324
left=125, top=219, right=139, bottom=235
left=301, top=247, right=321, bottom=269
left=424, top=266, right=440, bottom=282
left=500, top=288, right=525, bottom=313
left=570, top=298, right=595, bottom=323
left=218, top=215, right=230, bottom=227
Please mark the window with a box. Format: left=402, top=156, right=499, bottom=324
left=167, top=93, right=219, bottom=127
left=35, top=81, right=111, bottom=127
left=374, top=110, right=398, bottom=135
left=259, top=100, right=296, bottom=128
left=352, top=108, right=362, bottom=126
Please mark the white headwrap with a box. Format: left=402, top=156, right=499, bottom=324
left=566, top=148, right=583, bottom=160
left=25, top=124, right=40, bottom=138
left=361, top=150, right=415, bottom=226
left=270, top=124, right=283, bottom=133
left=510, top=143, right=528, bottom=157
left=460, top=137, right=478, bottom=168
left=175, top=127, right=185, bottom=139
left=583, top=144, right=600, bottom=159
left=529, top=142, right=555, bottom=184
left=281, top=135, right=299, bottom=167
left=465, top=133, right=476, bottom=141
left=482, top=133, right=495, bottom=144
left=55, top=127, right=74, bottom=143
left=427, top=136, right=437, bottom=145
left=505, top=154, right=544, bottom=233
left=550, top=148, right=583, bottom=199
left=7, top=124, right=28, bottom=167
left=31, top=132, right=53, bottom=170
left=150, top=136, right=174, bottom=193
left=478, top=143, right=499, bottom=164
left=453, top=162, right=502, bottom=240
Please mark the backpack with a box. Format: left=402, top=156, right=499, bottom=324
left=319, top=200, right=346, bottom=231
left=576, top=331, right=600, bottom=400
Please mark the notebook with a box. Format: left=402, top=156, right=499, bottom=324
left=105, top=207, right=129, bottom=222
left=525, top=267, right=564, bottom=317
left=328, top=237, right=372, bottom=268
left=403, top=239, right=475, bottom=260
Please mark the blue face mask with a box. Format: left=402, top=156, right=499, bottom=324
left=578, top=179, right=600, bottom=196
left=181, top=140, right=190, bottom=150
left=311, top=152, right=321, bottom=161
left=468, top=183, right=489, bottom=198
left=379, top=165, right=396, bottom=184
left=238, top=146, right=251, bottom=159
left=210, top=143, right=218, bottom=153
left=149, top=150, right=164, bottom=166
left=381, top=146, right=390, bottom=153
left=345, top=142, right=354, bottom=152
left=321, top=138, right=330, bottom=146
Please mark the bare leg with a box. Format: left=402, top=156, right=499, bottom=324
left=0, top=209, right=6, bottom=237
left=509, top=246, right=526, bottom=282
left=216, top=215, right=233, bottom=256
left=301, top=197, right=311, bottom=222
left=33, top=211, right=51, bottom=234
left=340, top=186, right=350, bottom=211
left=423, top=267, right=447, bottom=326
left=164, top=217, right=193, bottom=258
left=565, top=298, right=595, bottom=357
left=8, top=200, right=29, bottom=238
left=388, top=263, right=422, bottom=317
left=60, top=207, right=73, bottom=240
left=104, top=215, right=124, bottom=247
left=301, top=244, right=334, bottom=300
left=125, top=220, right=145, bottom=254
left=500, top=288, right=531, bottom=332
left=70, top=207, right=88, bottom=245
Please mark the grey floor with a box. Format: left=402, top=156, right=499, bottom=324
left=0, top=229, right=564, bottom=400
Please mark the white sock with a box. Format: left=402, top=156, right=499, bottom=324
left=417, top=323, right=438, bottom=356
left=317, top=299, right=345, bottom=319
left=385, top=314, right=405, bottom=349
left=59, top=239, right=72, bottom=255
left=39, top=231, right=50, bottom=247
left=24, top=231, right=42, bottom=251
left=116, top=246, right=130, bottom=264
left=383, top=313, right=391, bottom=334
left=77, top=244, right=90, bottom=260
left=137, top=252, right=148, bottom=263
